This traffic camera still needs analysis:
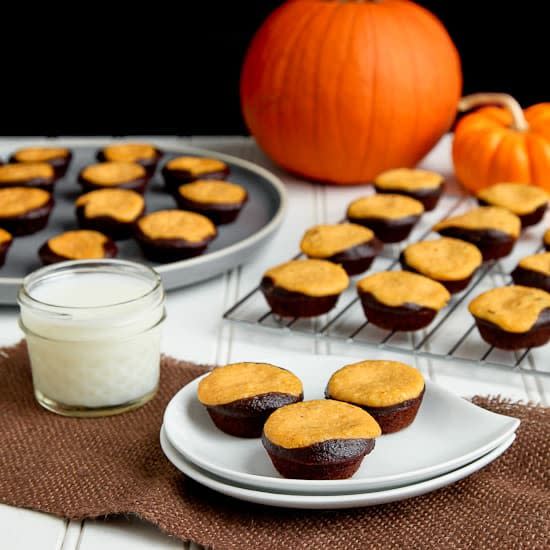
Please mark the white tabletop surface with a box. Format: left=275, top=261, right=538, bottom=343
left=0, top=135, right=548, bottom=550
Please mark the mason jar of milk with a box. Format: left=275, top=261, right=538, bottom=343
left=18, top=259, right=166, bottom=417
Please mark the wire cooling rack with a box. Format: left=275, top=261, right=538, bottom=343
left=224, top=192, right=550, bottom=377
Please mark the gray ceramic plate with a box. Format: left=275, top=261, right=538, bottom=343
left=0, top=139, right=286, bottom=304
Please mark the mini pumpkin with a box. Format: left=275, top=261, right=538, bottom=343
left=453, top=93, right=550, bottom=192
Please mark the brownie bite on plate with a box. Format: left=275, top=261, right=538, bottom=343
left=97, top=143, right=162, bottom=177
left=0, top=228, right=13, bottom=267
left=0, top=163, right=56, bottom=192
left=39, top=230, right=117, bottom=265
left=10, top=147, right=72, bottom=178
left=162, top=156, right=229, bottom=193
left=78, top=162, right=148, bottom=194
left=0, top=187, right=54, bottom=236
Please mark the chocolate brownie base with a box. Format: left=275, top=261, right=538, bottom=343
left=262, top=436, right=375, bottom=480
left=347, top=214, right=420, bottom=243
left=327, top=239, right=382, bottom=276
left=162, top=165, right=230, bottom=193
left=97, top=149, right=162, bottom=178
left=0, top=197, right=54, bottom=236
left=260, top=277, right=340, bottom=318
left=511, top=265, right=550, bottom=293
left=78, top=174, right=149, bottom=195
left=375, top=185, right=443, bottom=211
left=0, top=239, right=13, bottom=267
left=135, top=230, right=215, bottom=263
left=477, top=199, right=547, bottom=229
left=174, top=194, right=247, bottom=225
left=10, top=153, right=72, bottom=179
left=473, top=309, right=550, bottom=350
left=76, top=206, right=145, bottom=240
left=436, top=227, right=516, bottom=261
left=358, top=290, right=438, bottom=331
left=0, top=175, right=55, bottom=193
left=206, top=392, right=304, bottom=438
left=38, top=238, right=118, bottom=265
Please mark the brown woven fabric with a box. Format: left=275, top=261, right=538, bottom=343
left=0, top=342, right=548, bottom=550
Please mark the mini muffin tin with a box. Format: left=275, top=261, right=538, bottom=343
left=0, top=138, right=285, bottom=304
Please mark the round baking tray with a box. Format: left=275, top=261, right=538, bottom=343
left=0, top=139, right=286, bottom=304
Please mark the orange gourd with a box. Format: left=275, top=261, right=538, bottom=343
left=240, top=0, right=462, bottom=185
left=453, top=93, right=550, bottom=192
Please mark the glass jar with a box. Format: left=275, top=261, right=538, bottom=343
left=18, top=259, right=166, bottom=417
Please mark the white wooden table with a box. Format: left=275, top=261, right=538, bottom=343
left=0, top=136, right=548, bottom=550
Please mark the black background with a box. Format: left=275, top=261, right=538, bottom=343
left=1, top=2, right=546, bottom=136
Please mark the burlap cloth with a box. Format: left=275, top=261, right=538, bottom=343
left=0, top=342, right=548, bottom=550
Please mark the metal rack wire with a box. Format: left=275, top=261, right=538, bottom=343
left=224, top=193, right=550, bottom=377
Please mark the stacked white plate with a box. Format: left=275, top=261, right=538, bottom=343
left=161, top=355, right=520, bottom=510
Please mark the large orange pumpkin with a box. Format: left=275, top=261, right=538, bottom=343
left=453, top=93, right=550, bottom=192
left=240, top=0, right=462, bottom=185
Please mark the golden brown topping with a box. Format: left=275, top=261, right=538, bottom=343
left=347, top=194, right=424, bottom=220
left=469, top=286, right=550, bottom=333
left=264, top=259, right=349, bottom=297
left=166, top=156, right=227, bottom=175
left=197, top=362, right=303, bottom=406
left=518, top=252, right=550, bottom=276
left=137, top=210, right=216, bottom=242
left=433, top=206, right=521, bottom=238
left=13, top=147, right=70, bottom=163
left=375, top=168, right=444, bottom=191
left=0, top=187, right=51, bottom=217
left=300, top=223, right=375, bottom=258
left=357, top=271, right=450, bottom=311
left=403, top=238, right=482, bottom=281
left=264, top=400, right=381, bottom=449
left=0, top=163, right=54, bottom=182
left=47, top=230, right=109, bottom=260
left=477, top=183, right=548, bottom=215
left=0, top=228, right=12, bottom=244
left=328, top=360, right=425, bottom=408
left=76, top=189, right=145, bottom=223
left=102, top=143, right=157, bottom=162
left=178, top=180, right=247, bottom=205
left=81, top=162, right=145, bottom=185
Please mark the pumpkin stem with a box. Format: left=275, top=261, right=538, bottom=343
left=458, top=93, right=529, bottom=132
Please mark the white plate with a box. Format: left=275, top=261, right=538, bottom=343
left=160, top=426, right=516, bottom=510
left=163, top=355, right=519, bottom=494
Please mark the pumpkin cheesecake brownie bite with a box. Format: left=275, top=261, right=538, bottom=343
left=357, top=271, right=450, bottom=331
left=511, top=252, right=550, bottom=293
left=0, top=187, right=54, bottom=236
left=477, top=183, right=548, bottom=228
left=76, top=188, right=145, bottom=240
left=262, top=400, right=381, bottom=480
left=260, top=259, right=349, bottom=318
left=197, top=362, right=303, bottom=437
left=78, top=162, right=148, bottom=194
left=10, top=147, right=72, bottom=178
left=433, top=206, right=521, bottom=260
left=347, top=194, right=424, bottom=243
left=300, top=223, right=382, bottom=276
left=39, top=229, right=117, bottom=265
left=0, top=228, right=13, bottom=267
left=162, top=156, right=230, bottom=193
left=374, top=168, right=444, bottom=211
left=400, top=237, right=483, bottom=293
left=0, top=163, right=56, bottom=192
left=135, top=209, right=217, bottom=262
left=175, top=180, right=248, bottom=225
left=326, top=360, right=425, bottom=434
left=469, top=286, right=550, bottom=350
left=97, top=143, right=162, bottom=177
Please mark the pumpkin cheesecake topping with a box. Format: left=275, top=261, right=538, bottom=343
left=477, top=183, right=548, bottom=215
left=166, top=156, right=227, bottom=176
left=375, top=168, right=444, bottom=191
left=102, top=143, right=157, bottom=162
left=0, top=163, right=54, bottom=182
left=327, top=360, right=425, bottom=408
left=0, top=228, right=12, bottom=244
left=76, top=189, right=145, bottom=223
left=178, top=180, right=247, bottom=205
left=137, top=210, right=216, bottom=242
left=197, top=362, right=303, bottom=407
left=47, top=230, right=109, bottom=260
left=81, top=162, right=146, bottom=185
left=263, top=400, right=381, bottom=449
left=518, top=252, right=550, bottom=276
left=357, top=271, right=450, bottom=311
left=0, top=187, right=51, bottom=217
left=347, top=194, right=424, bottom=220
left=433, top=206, right=521, bottom=238
left=403, top=238, right=482, bottom=281
left=264, top=259, right=349, bottom=297
left=13, top=147, right=70, bottom=163
left=469, top=286, right=550, bottom=333
left=300, top=223, right=375, bottom=258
